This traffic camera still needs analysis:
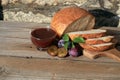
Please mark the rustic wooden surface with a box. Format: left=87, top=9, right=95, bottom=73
left=0, top=21, right=120, bottom=80
left=83, top=48, right=120, bottom=62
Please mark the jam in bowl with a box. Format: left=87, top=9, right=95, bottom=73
left=31, top=28, right=57, bottom=50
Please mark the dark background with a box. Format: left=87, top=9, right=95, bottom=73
left=0, top=0, right=3, bottom=20
left=89, top=9, right=119, bottom=28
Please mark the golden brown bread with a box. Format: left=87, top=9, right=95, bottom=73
left=67, top=29, right=116, bottom=51
left=85, top=36, right=114, bottom=45
left=68, top=29, right=106, bottom=40
left=80, top=43, right=114, bottom=52
left=51, top=6, right=95, bottom=37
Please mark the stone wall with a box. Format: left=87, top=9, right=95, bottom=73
left=1, top=0, right=120, bottom=26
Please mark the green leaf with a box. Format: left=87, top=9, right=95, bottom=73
left=73, top=37, right=85, bottom=43
left=64, top=42, right=69, bottom=50
left=62, top=34, right=69, bottom=41
left=71, top=42, right=75, bottom=48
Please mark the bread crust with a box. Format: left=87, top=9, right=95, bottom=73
left=85, top=36, right=114, bottom=45
left=80, top=43, right=114, bottom=52
left=51, top=7, right=95, bottom=37
left=68, top=32, right=106, bottom=40
left=85, top=40, right=108, bottom=45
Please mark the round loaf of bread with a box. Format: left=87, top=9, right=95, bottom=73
left=51, top=7, right=95, bottom=37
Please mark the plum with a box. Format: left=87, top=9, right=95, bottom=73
left=57, top=47, right=68, bottom=58
left=69, top=48, right=78, bottom=57
left=58, top=39, right=65, bottom=48
left=47, top=45, right=58, bottom=56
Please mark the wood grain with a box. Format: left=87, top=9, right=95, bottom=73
left=0, top=21, right=119, bottom=62
left=83, top=48, right=120, bottom=62
left=0, top=21, right=120, bottom=80
left=0, top=56, right=120, bottom=80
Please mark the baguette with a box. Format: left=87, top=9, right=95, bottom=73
left=85, top=36, right=114, bottom=45
left=51, top=7, right=95, bottom=37
left=68, top=29, right=106, bottom=40
left=80, top=43, right=114, bottom=52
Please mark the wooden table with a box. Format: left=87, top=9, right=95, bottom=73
left=0, top=21, right=120, bottom=80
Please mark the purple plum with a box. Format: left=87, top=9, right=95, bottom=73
left=69, top=48, right=78, bottom=57
left=58, top=39, right=64, bottom=48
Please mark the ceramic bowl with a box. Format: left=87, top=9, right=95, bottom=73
left=31, top=28, right=57, bottom=50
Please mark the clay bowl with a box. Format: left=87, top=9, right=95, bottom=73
left=31, top=28, right=57, bottom=50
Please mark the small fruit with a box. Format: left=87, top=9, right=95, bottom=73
left=58, top=39, right=65, bottom=48
left=69, top=48, right=78, bottom=57
left=47, top=45, right=58, bottom=56
left=57, top=47, right=68, bottom=58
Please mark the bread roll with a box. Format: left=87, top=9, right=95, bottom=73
left=51, top=6, right=95, bottom=37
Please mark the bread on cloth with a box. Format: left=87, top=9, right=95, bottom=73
left=51, top=6, right=95, bottom=37
left=67, top=29, right=106, bottom=40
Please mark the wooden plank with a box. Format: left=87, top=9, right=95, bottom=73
left=0, top=56, right=120, bottom=80
left=0, top=21, right=49, bottom=39
left=0, top=21, right=120, bottom=79
left=0, top=21, right=49, bottom=28
left=83, top=48, right=120, bottom=62
left=0, top=21, right=119, bottom=63
left=0, top=36, right=119, bottom=63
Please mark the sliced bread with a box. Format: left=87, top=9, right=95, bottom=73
left=68, top=29, right=106, bottom=40
left=80, top=43, right=114, bottom=52
left=85, top=36, right=114, bottom=45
